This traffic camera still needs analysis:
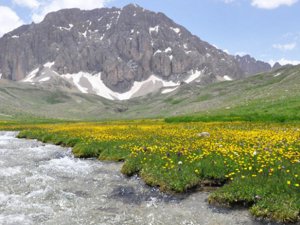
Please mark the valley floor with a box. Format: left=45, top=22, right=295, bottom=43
left=0, top=120, right=299, bottom=224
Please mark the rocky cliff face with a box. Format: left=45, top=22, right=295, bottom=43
left=0, top=4, right=246, bottom=93
left=235, top=55, right=272, bottom=75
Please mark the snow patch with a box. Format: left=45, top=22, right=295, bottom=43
left=39, top=77, right=50, bottom=82
left=106, top=23, right=112, bottom=30
left=185, top=70, right=202, bottom=83
left=62, top=73, right=89, bottom=94
left=274, top=72, right=282, bottom=77
left=154, top=48, right=172, bottom=56
left=149, top=26, right=159, bottom=34
left=162, top=87, right=178, bottom=94
left=169, top=55, right=173, bottom=61
left=22, top=68, right=39, bottom=83
left=170, top=27, right=180, bottom=34
left=165, top=47, right=172, bottom=53
left=223, top=75, right=233, bottom=81
left=61, top=72, right=179, bottom=100
left=154, top=49, right=162, bottom=55
left=43, top=62, right=55, bottom=68
left=12, top=35, right=19, bottom=38
left=82, top=30, right=88, bottom=38
left=100, top=34, right=105, bottom=40
left=58, top=24, right=73, bottom=31
left=115, top=11, right=121, bottom=23
left=0, top=73, right=2, bottom=79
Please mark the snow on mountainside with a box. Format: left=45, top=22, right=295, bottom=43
left=0, top=4, right=274, bottom=100
left=21, top=62, right=203, bottom=100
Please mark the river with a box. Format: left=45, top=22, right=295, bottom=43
left=0, top=131, right=276, bottom=225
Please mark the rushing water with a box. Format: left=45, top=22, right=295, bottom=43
left=0, top=131, right=276, bottom=225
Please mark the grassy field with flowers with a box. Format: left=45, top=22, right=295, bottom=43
left=0, top=120, right=299, bottom=223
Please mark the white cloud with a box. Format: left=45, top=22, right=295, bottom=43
left=269, top=58, right=300, bottom=66
left=223, top=0, right=235, bottom=3
left=251, top=0, right=298, bottom=9
left=32, top=0, right=109, bottom=23
left=272, top=42, right=297, bottom=51
left=12, top=0, right=40, bottom=9
left=222, top=0, right=298, bottom=9
left=0, top=6, right=24, bottom=37
left=0, top=0, right=112, bottom=36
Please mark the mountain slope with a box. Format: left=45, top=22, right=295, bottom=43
left=0, top=4, right=274, bottom=100
left=0, top=65, right=299, bottom=121
left=126, top=65, right=300, bottom=119
left=0, top=80, right=128, bottom=120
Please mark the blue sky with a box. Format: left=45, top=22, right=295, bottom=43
left=0, top=0, right=299, bottom=65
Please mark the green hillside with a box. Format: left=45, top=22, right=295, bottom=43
left=0, top=65, right=299, bottom=121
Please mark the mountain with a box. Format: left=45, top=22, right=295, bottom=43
left=0, top=4, right=273, bottom=100
left=272, top=62, right=282, bottom=70
left=0, top=64, right=299, bottom=120
left=235, top=55, right=272, bottom=75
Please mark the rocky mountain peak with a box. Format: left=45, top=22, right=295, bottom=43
left=235, top=54, right=272, bottom=75
left=272, top=62, right=282, bottom=70
left=0, top=4, right=271, bottom=100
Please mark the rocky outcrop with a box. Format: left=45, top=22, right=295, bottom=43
left=235, top=55, right=272, bottom=75
left=272, top=62, right=282, bottom=71
left=0, top=4, right=245, bottom=93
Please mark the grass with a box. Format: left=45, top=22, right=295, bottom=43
left=165, top=96, right=300, bottom=123
left=164, top=97, right=186, bottom=105
left=1, top=65, right=299, bottom=121
left=44, top=92, right=71, bottom=104
left=209, top=175, right=300, bottom=223
left=0, top=60, right=299, bottom=224
left=0, top=120, right=299, bottom=223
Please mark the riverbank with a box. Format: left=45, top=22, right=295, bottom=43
left=0, top=131, right=270, bottom=225
left=0, top=121, right=299, bottom=224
